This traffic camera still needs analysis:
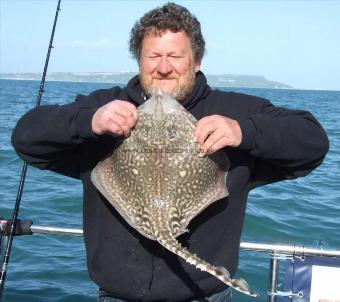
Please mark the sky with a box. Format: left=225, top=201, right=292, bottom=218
left=1, top=0, right=340, bottom=91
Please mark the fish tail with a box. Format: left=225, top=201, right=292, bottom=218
left=157, top=234, right=258, bottom=297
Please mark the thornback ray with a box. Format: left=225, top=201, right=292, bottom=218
left=91, top=91, right=258, bottom=297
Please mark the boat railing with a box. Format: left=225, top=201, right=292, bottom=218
left=1, top=221, right=340, bottom=301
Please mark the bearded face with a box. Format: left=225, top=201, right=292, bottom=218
left=139, top=30, right=200, bottom=102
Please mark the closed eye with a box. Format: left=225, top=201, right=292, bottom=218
left=146, top=55, right=160, bottom=59
left=170, top=55, right=184, bottom=61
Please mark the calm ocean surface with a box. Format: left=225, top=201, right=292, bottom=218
left=0, top=79, right=339, bottom=301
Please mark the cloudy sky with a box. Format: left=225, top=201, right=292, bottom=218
left=1, top=0, right=340, bottom=90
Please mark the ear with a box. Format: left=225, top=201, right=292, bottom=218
left=194, top=60, right=201, bottom=72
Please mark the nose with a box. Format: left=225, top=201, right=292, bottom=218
left=157, top=56, right=172, bottom=76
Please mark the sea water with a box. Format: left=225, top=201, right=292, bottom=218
left=0, top=79, right=339, bottom=301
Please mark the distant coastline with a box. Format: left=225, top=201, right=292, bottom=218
left=0, top=72, right=292, bottom=89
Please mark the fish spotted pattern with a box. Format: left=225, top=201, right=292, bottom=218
left=91, top=92, right=258, bottom=297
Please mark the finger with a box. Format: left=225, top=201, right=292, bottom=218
left=106, top=120, right=124, bottom=136
left=200, top=128, right=225, bottom=155
left=118, top=121, right=134, bottom=137
left=194, top=116, right=218, bottom=144
left=108, top=115, right=132, bottom=137
left=194, top=116, right=212, bottom=139
left=113, top=109, right=134, bottom=129
left=110, top=111, right=128, bottom=128
left=109, top=104, right=137, bottom=135
left=117, top=101, right=139, bottom=123
left=205, top=137, right=228, bottom=155
left=92, top=101, right=137, bottom=136
left=195, top=121, right=218, bottom=147
left=117, top=100, right=137, bottom=111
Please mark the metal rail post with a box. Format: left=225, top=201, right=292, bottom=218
left=268, top=251, right=279, bottom=302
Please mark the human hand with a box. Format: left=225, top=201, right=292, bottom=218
left=194, top=115, right=242, bottom=157
left=92, top=100, right=138, bottom=137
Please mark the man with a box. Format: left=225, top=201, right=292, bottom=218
left=12, top=2, right=329, bottom=301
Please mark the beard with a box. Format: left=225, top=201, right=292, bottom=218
left=140, top=68, right=196, bottom=102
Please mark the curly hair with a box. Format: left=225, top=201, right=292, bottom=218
left=129, top=2, right=205, bottom=63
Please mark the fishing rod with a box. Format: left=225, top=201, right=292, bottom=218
left=0, top=0, right=62, bottom=299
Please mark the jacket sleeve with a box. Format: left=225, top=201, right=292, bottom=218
left=236, top=98, right=329, bottom=189
left=11, top=87, right=121, bottom=179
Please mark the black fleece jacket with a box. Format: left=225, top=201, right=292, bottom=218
left=11, top=72, right=329, bottom=301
